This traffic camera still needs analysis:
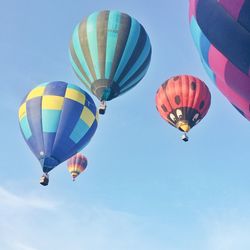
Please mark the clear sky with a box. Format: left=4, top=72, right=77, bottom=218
left=1, top=0, right=250, bottom=249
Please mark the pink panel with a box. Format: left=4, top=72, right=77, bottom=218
left=218, top=0, right=245, bottom=20
left=216, top=76, right=250, bottom=120
left=189, top=0, right=198, bottom=20
left=208, top=45, right=250, bottom=100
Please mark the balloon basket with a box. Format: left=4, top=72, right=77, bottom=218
left=99, top=101, right=107, bottom=115
left=39, top=174, right=49, bottom=186
left=181, top=133, right=189, bottom=142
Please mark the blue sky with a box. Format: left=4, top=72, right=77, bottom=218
left=1, top=0, right=250, bottom=249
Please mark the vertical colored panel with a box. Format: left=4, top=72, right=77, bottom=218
left=42, top=110, right=61, bottom=133
left=105, top=11, right=121, bottom=79
left=96, top=11, right=109, bottom=79
left=72, top=24, right=94, bottom=83
left=43, top=81, right=67, bottom=96
left=119, top=36, right=151, bottom=87
left=113, top=18, right=140, bottom=82
left=190, top=17, right=202, bottom=51
left=201, top=57, right=216, bottom=83
left=20, top=116, right=32, bottom=139
left=87, top=12, right=101, bottom=79
left=51, top=98, right=84, bottom=161
left=72, top=119, right=98, bottom=152
left=120, top=60, right=150, bottom=94
left=26, top=97, right=44, bottom=158
left=43, top=133, right=56, bottom=160
left=200, top=32, right=211, bottom=66
left=109, top=14, right=131, bottom=81
left=70, top=119, right=90, bottom=143
left=69, top=50, right=91, bottom=88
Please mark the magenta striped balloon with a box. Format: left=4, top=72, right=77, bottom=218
left=189, top=0, right=250, bottom=121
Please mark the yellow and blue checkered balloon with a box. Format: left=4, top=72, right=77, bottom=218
left=18, top=81, right=98, bottom=173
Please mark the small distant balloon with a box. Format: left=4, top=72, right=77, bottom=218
left=67, top=153, right=88, bottom=181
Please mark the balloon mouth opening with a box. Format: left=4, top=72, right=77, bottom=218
left=91, top=79, right=119, bottom=101
left=40, top=156, right=60, bottom=173
left=177, top=121, right=190, bottom=132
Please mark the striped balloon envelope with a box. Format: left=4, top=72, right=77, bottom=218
left=18, top=81, right=98, bottom=173
left=67, top=153, right=87, bottom=181
left=189, top=0, right=250, bottom=121
left=69, top=10, right=152, bottom=104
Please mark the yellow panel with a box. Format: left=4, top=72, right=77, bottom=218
left=65, top=89, right=85, bottom=104
left=26, top=86, right=45, bottom=101
left=42, top=95, right=64, bottom=110
left=80, top=107, right=95, bottom=127
left=18, top=102, right=26, bottom=121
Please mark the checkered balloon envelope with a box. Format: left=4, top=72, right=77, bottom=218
left=18, top=81, right=98, bottom=173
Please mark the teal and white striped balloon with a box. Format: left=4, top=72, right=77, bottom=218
left=69, top=10, right=152, bottom=102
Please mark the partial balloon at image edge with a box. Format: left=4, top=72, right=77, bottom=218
left=189, top=0, right=250, bottom=121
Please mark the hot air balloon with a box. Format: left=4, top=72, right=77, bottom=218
left=18, top=81, right=98, bottom=185
left=67, top=153, right=87, bottom=181
left=155, top=75, right=211, bottom=141
left=189, top=0, right=250, bottom=121
left=69, top=10, right=152, bottom=114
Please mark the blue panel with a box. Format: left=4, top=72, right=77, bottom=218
left=70, top=120, right=98, bottom=153
left=44, top=81, right=67, bottom=96
left=120, top=61, right=150, bottom=94
left=196, top=0, right=250, bottom=74
left=105, top=11, right=121, bottom=79
left=70, top=119, right=89, bottom=143
left=20, top=116, right=32, bottom=140
left=53, top=117, right=97, bottom=164
left=43, top=133, right=56, bottom=159
left=26, top=97, right=44, bottom=160
left=190, top=17, right=202, bottom=51
left=200, top=31, right=211, bottom=65
left=119, top=36, right=151, bottom=87
left=113, top=18, right=140, bottom=82
left=201, top=57, right=216, bottom=83
left=51, top=98, right=83, bottom=161
left=42, top=110, right=61, bottom=133
left=72, top=24, right=94, bottom=83
left=115, top=24, right=149, bottom=84
left=52, top=139, right=76, bottom=164
left=87, top=11, right=101, bottom=79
